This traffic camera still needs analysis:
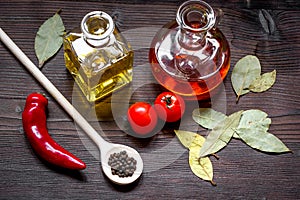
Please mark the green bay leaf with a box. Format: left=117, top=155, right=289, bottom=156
left=231, top=55, right=261, bottom=102
left=35, top=12, right=65, bottom=68
left=249, top=70, right=276, bottom=92
left=192, top=108, right=227, bottom=130
left=199, top=111, right=243, bottom=157
left=189, top=138, right=215, bottom=185
left=236, top=128, right=291, bottom=153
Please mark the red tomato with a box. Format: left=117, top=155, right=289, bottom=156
left=127, top=102, right=158, bottom=135
left=154, top=92, right=185, bottom=122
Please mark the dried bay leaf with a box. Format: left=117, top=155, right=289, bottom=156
left=175, top=130, right=215, bottom=185
left=175, top=130, right=201, bottom=148
left=231, top=56, right=277, bottom=102
left=192, top=108, right=227, bottom=130
left=259, top=9, right=276, bottom=35
left=231, top=55, right=261, bottom=102
left=232, top=131, right=241, bottom=139
left=234, top=109, right=271, bottom=139
left=249, top=70, right=276, bottom=92
left=35, top=12, right=65, bottom=68
left=238, top=109, right=271, bottom=132
left=199, top=111, right=243, bottom=158
left=193, top=108, right=241, bottom=139
left=236, top=110, right=290, bottom=153
left=236, top=128, right=291, bottom=153
left=189, top=142, right=215, bottom=185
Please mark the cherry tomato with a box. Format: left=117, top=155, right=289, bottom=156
left=127, top=102, right=158, bottom=135
left=154, top=92, right=185, bottom=122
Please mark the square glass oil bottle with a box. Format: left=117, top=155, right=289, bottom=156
left=63, top=11, right=133, bottom=102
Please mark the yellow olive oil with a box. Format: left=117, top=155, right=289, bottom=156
left=63, top=11, right=133, bottom=102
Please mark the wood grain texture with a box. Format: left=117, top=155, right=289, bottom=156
left=0, top=0, right=300, bottom=199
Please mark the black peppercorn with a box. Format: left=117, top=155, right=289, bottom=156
left=108, top=150, right=137, bottom=178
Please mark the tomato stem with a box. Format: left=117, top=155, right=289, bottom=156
left=163, top=95, right=173, bottom=110
left=165, top=96, right=172, bottom=105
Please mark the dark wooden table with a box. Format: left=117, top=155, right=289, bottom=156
left=1, top=0, right=300, bottom=199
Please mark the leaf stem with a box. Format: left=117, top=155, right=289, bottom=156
left=212, top=153, right=220, bottom=160
left=210, top=180, right=217, bottom=186
left=56, top=8, right=62, bottom=14
left=236, top=95, right=240, bottom=104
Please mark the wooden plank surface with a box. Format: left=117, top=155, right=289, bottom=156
left=1, top=0, right=300, bottom=199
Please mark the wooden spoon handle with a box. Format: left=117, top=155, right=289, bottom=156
left=0, top=28, right=107, bottom=148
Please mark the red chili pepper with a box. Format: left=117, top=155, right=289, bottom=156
left=22, top=93, right=86, bottom=170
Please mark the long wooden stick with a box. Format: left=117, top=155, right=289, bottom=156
left=0, top=28, right=107, bottom=148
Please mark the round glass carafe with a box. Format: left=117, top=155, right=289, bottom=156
left=149, top=0, right=230, bottom=100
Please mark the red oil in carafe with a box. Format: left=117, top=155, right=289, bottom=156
left=149, top=0, right=230, bottom=100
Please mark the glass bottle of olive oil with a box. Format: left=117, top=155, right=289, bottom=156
left=63, top=11, right=133, bottom=102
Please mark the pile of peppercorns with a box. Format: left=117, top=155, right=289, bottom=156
left=108, top=150, right=137, bottom=178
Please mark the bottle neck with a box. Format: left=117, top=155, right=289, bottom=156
left=177, top=28, right=207, bottom=49
left=176, top=0, right=216, bottom=49
left=81, top=11, right=114, bottom=47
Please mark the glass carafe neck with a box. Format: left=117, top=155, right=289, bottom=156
left=81, top=11, right=114, bottom=47
left=176, top=0, right=216, bottom=48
